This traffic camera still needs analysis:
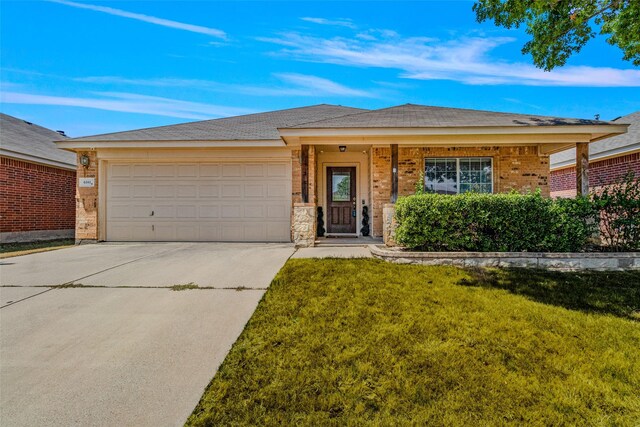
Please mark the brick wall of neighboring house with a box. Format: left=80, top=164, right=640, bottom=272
left=371, top=145, right=550, bottom=237
left=0, top=156, right=76, bottom=235
left=75, top=151, right=99, bottom=241
left=550, top=152, right=640, bottom=198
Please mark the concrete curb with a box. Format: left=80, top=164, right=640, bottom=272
left=368, top=245, right=640, bottom=271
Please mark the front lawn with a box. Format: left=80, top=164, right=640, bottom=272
left=188, top=260, right=640, bottom=426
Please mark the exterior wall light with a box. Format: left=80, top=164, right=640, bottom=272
left=339, top=146, right=347, bottom=152
left=80, top=154, right=90, bottom=168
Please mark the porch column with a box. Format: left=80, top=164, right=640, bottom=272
left=301, top=144, right=309, bottom=203
left=308, top=145, right=316, bottom=204
left=391, top=144, right=398, bottom=203
left=576, top=142, right=589, bottom=196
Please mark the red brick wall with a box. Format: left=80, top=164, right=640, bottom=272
left=550, top=152, right=640, bottom=197
left=0, top=157, right=76, bottom=233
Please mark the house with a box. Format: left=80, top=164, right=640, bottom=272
left=0, top=113, right=76, bottom=243
left=550, top=111, right=639, bottom=198
left=56, top=104, right=627, bottom=246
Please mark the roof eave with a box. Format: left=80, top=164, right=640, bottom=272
left=277, top=124, right=628, bottom=139
left=55, top=139, right=287, bottom=150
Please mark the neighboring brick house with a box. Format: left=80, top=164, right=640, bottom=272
left=56, top=104, right=626, bottom=246
left=551, top=111, right=639, bottom=198
left=1, top=113, right=76, bottom=243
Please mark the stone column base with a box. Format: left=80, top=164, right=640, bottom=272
left=292, top=203, right=316, bottom=248
left=383, top=203, right=397, bottom=247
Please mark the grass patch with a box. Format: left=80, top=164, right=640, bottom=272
left=0, top=239, right=74, bottom=258
left=170, top=283, right=200, bottom=291
left=187, top=259, right=640, bottom=426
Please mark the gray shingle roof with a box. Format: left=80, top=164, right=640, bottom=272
left=289, top=104, right=613, bottom=128
left=0, top=113, right=75, bottom=168
left=550, top=111, right=639, bottom=169
left=67, top=104, right=367, bottom=142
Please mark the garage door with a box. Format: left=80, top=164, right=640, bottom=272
left=106, top=161, right=291, bottom=242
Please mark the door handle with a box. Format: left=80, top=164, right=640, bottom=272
left=150, top=210, right=154, bottom=216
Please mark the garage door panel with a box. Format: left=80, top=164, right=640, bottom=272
left=156, top=185, right=175, bottom=198
left=199, top=185, right=219, bottom=198
left=155, top=164, right=175, bottom=177
left=267, top=163, right=288, bottom=177
left=222, top=184, right=242, bottom=198
left=107, top=160, right=291, bottom=242
left=244, top=164, right=264, bottom=177
left=110, top=184, right=131, bottom=199
left=176, top=205, right=197, bottom=218
left=221, top=205, right=241, bottom=218
left=244, top=184, right=265, bottom=198
left=244, top=205, right=265, bottom=218
left=200, top=164, right=220, bottom=177
left=267, top=204, right=288, bottom=219
left=222, top=164, right=242, bottom=177
left=199, top=205, right=220, bottom=218
left=177, top=185, right=197, bottom=198
left=132, top=205, right=154, bottom=218
left=133, top=185, right=154, bottom=198
left=267, top=183, right=288, bottom=198
left=178, top=164, right=198, bottom=177
left=133, top=164, right=153, bottom=177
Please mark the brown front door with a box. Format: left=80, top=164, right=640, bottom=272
left=327, top=167, right=356, bottom=234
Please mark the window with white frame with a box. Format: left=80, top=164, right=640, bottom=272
left=424, top=157, right=493, bottom=194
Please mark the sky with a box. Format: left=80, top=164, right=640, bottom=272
left=1, top=0, right=639, bottom=137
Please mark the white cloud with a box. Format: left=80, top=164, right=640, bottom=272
left=0, top=91, right=252, bottom=119
left=75, top=73, right=377, bottom=98
left=300, top=17, right=356, bottom=29
left=261, top=32, right=640, bottom=87
left=49, top=0, right=227, bottom=39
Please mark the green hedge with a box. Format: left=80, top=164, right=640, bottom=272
left=394, top=192, right=597, bottom=252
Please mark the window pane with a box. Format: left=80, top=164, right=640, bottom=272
left=427, top=157, right=492, bottom=194
left=332, top=173, right=350, bottom=201
left=459, top=158, right=491, bottom=193
left=425, top=159, right=457, bottom=194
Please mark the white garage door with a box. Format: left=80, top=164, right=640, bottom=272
left=106, top=161, right=291, bottom=242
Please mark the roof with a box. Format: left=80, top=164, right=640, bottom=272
left=550, top=111, right=640, bottom=169
left=67, top=104, right=367, bottom=142
left=288, top=104, right=613, bottom=129
left=0, top=113, right=75, bottom=169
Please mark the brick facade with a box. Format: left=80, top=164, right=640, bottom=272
left=371, top=145, right=550, bottom=237
left=0, top=156, right=76, bottom=235
left=75, top=152, right=99, bottom=241
left=550, top=152, right=640, bottom=198
left=371, top=147, right=392, bottom=237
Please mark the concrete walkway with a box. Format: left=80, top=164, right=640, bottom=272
left=0, top=243, right=295, bottom=427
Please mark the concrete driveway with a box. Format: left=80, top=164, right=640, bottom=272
left=0, top=243, right=295, bottom=426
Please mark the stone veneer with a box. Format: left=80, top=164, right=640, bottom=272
left=371, top=145, right=550, bottom=238
left=292, top=203, right=316, bottom=247
left=382, top=204, right=396, bottom=247
left=76, top=151, right=99, bottom=242
left=370, top=245, right=640, bottom=271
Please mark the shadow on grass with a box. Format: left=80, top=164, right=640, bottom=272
left=459, top=268, right=640, bottom=321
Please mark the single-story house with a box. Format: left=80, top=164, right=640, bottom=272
left=0, top=113, right=76, bottom=243
left=551, top=111, right=639, bottom=198
left=56, top=104, right=627, bottom=246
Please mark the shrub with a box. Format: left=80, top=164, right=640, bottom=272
left=591, top=172, right=640, bottom=251
left=394, top=191, right=597, bottom=252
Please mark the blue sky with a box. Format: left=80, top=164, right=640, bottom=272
left=2, top=0, right=639, bottom=137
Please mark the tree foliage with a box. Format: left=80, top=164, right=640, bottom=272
left=473, top=0, right=640, bottom=70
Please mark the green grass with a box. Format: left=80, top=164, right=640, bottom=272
left=0, top=238, right=74, bottom=257
left=187, top=259, right=640, bottom=426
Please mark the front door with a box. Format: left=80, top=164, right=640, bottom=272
left=327, top=167, right=356, bottom=234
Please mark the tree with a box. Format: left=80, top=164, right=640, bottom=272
left=473, top=0, right=640, bottom=70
